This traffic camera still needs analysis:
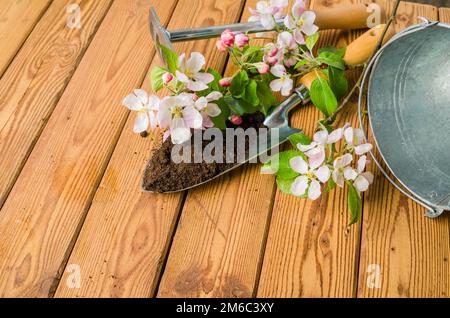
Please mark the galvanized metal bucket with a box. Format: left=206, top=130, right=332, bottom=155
left=358, top=18, right=450, bottom=218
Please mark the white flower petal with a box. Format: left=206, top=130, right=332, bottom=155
left=270, top=64, right=286, bottom=78
left=332, top=170, right=345, bottom=188
left=354, top=175, right=370, bottom=192
left=206, top=103, right=221, bottom=117
left=260, top=14, right=276, bottom=29
left=344, top=127, right=354, bottom=144
left=194, top=72, right=214, bottom=84
left=147, top=95, right=160, bottom=110
left=187, top=80, right=209, bottom=91
left=327, top=128, right=343, bottom=144
left=362, top=172, right=374, bottom=184
left=183, top=105, right=203, bottom=129
left=315, top=165, right=330, bottom=183
left=343, top=166, right=358, bottom=181
left=308, top=179, right=321, bottom=200
left=133, top=112, right=149, bottom=133
left=270, top=78, right=283, bottom=92
left=302, top=23, right=319, bottom=36
left=291, top=176, right=309, bottom=196
left=297, top=141, right=317, bottom=152
left=206, top=91, right=223, bottom=101
left=284, top=15, right=295, bottom=29
left=301, top=11, right=316, bottom=25
left=341, top=153, right=353, bottom=167
left=293, top=29, right=305, bottom=44
left=281, top=78, right=293, bottom=96
left=176, top=70, right=189, bottom=83
left=354, top=128, right=365, bottom=145
left=313, top=130, right=328, bottom=145
left=355, top=143, right=372, bottom=155
left=290, top=156, right=309, bottom=174
left=171, top=117, right=191, bottom=144
left=133, top=89, right=149, bottom=105
left=292, top=0, right=305, bottom=17
left=277, top=31, right=294, bottom=48
left=123, top=94, right=142, bottom=111
left=149, top=111, right=158, bottom=129
left=357, top=155, right=367, bottom=173
left=186, top=52, right=205, bottom=74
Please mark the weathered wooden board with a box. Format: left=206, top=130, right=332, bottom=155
left=256, top=0, right=373, bottom=298
left=156, top=0, right=278, bottom=298
left=0, top=0, right=113, bottom=208
left=357, top=2, right=450, bottom=298
left=0, top=0, right=51, bottom=77
left=0, top=0, right=175, bottom=298
left=55, top=0, right=245, bottom=298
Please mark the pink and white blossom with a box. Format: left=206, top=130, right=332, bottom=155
left=331, top=153, right=355, bottom=188
left=284, top=0, right=319, bottom=43
left=344, top=126, right=373, bottom=155
left=263, top=43, right=280, bottom=66
left=158, top=95, right=203, bottom=144
left=216, top=40, right=227, bottom=52
left=255, top=62, right=270, bottom=74
left=277, top=31, right=299, bottom=67
left=297, top=128, right=343, bottom=169
left=193, top=91, right=223, bottom=128
left=353, top=155, right=374, bottom=192
left=221, top=29, right=235, bottom=47
left=122, top=89, right=160, bottom=133
left=289, top=156, right=330, bottom=200
left=269, top=64, right=293, bottom=96
left=176, top=52, right=214, bottom=91
left=234, top=33, right=249, bottom=48
left=248, top=0, right=288, bottom=30
left=162, top=72, right=174, bottom=85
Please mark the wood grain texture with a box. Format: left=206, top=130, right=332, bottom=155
left=0, top=0, right=172, bottom=298
left=257, top=0, right=381, bottom=298
left=155, top=0, right=283, bottom=299
left=0, top=0, right=51, bottom=78
left=0, top=0, right=113, bottom=209
left=54, top=0, right=245, bottom=298
left=357, top=1, right=450, bottom=298
left=439, top=7, right=450, bottom=19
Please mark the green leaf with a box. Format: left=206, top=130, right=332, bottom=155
left=294, top=59, right=309, bottom=69
left=150, top=66, right=166, bottom=92
left=230, top=71, right=249, bottom=98
left=243, top=46, right=263, bottom=63
left=158, top=45, right=178, bottom=74
left=207, top=67, right=222, bottom=92
left=310, top=75, right=338, bottom=117
left=327, top=66, right=348, bottom=100
left=288, top=132, right=312, bottom=148
left=347, top=182, right=362, bottom=225
left=210, top=99, right=230, bottom=130
left=318, top=46, right=346, bottom=58
left=243, top=80, right=259, bottom=106
left=317, top=51, right=346, bottom=70
left=223, top=95, right=256, bottom=116
left=325, top=177, right=336, bottom=193
left=276, top=176, right=296, bottom=194
left=256, top=80, right=278, bottom=115
left=306, top=33, right=319, bottom=51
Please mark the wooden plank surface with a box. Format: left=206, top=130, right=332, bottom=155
left=357, top=1, right=450, bottom=298
left=256, top=0, right=371, bottom=298
left=0, top=0, right=51, bottom=78
left=439, top=6, right=450, bottom=18
left=156, top=0, right=278, bottom=298
left=0, top=0, right=174, bottom=298
left=0, top=0, right=113, bottom=208
left=55, top=0, right=245, bottom=298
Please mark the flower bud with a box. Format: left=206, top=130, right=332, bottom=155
left=234, top=33, right=249, bottom=48
left=216, top=40, right=227, bottom=52
left=230, top=115, right=243, bottom=125
left=162, top=72, right=173, bottom=85
left=219, top=77, right=232, bottom=87
left=192, top=94, right=199, bottom=101
left=256, top=63, right=270, bottom=75
left=220, top=29, right=235, bottom=47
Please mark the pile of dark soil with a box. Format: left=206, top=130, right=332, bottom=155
left=142, top=113, right=265, bottom=193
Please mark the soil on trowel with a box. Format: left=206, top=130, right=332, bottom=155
left=142, top=113, right=266, bottom=193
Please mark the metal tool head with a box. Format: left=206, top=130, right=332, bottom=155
left=149, top=7, right=174, bottom=67
left=366, top=21, right=450, bottom=216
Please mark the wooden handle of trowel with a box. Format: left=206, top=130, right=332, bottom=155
left=299, top=24, right=396, bottom=89
left=315, top=3, right=386, bottom=30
